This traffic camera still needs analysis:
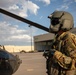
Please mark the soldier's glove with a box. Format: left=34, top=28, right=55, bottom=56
left=43, top=50, right=49, bottom=58
left=50, top=49, right=56, bottom=55
left=43, top=52, right=48, bottom=57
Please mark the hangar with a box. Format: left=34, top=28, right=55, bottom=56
left=34, top=28, right=76, bottom=52
left=34, top=33, right=54, bottom=52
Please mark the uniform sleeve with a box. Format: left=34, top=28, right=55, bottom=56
left=53, top=33, right=76, bottom=69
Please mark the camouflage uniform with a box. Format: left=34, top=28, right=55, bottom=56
left=48, top=31, right=76, bottom=75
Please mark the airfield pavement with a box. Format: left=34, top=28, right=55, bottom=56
left=13, top=52, right=47, bottom=75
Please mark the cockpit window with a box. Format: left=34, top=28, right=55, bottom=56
left=0, top=51, right=9, bottom=59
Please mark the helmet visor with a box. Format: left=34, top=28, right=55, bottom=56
left=51, top=18, right=60, bottom=25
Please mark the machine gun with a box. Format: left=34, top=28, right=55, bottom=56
left=43, top=49, right=53, bottom=75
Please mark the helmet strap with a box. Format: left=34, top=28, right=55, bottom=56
left=56, top=30, right=64, bottom=37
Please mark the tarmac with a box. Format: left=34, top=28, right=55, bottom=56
left=13, top=52, right=47, bottom=75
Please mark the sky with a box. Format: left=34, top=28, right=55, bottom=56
left=0, top=0, right=76, bottom=46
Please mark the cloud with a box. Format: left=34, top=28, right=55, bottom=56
left=75, top=0, right=76, bottom=2
left=27, top=1, right=39, bottom=15
left=9, top=4, right=19, bottom=10
left=0, top=0, right=39, bottom=45
left=37, top=0, right=51, bottom=5
left=56, top=0, right=73, bottom=10
left=0, top=21, right=32, bottom=45
left=57, top=5, right=69, bottom=10
left=43, top=0, right=51, bottom=5
left=9, top=35, right=31, bottom=41
left=0, top=0, right=40, bottom=17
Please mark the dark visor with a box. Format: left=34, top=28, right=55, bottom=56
left=51, top=18, right=60, bottom=25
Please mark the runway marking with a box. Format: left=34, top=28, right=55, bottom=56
left=27, top=69, right=34, bottom=71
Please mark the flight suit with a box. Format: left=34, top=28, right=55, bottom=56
left=48, top=31, right=76, bottom=75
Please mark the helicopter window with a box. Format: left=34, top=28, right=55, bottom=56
left=8, top=53, right=15, bottom=59
left=0, top=51, right=9, bottom=59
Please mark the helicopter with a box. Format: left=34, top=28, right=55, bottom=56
left=0, top=45, right=22, bottom=75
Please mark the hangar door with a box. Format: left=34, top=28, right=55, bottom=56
left=34, top=40, right=53, bottom=52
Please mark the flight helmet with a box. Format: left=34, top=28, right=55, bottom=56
left=48, top=11, right=74, bottom=33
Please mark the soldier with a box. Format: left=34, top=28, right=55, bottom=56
left=45, top=11, right=76, bottom=75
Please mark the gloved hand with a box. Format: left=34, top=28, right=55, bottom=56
left=50, top=49, right=56, bottom=55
